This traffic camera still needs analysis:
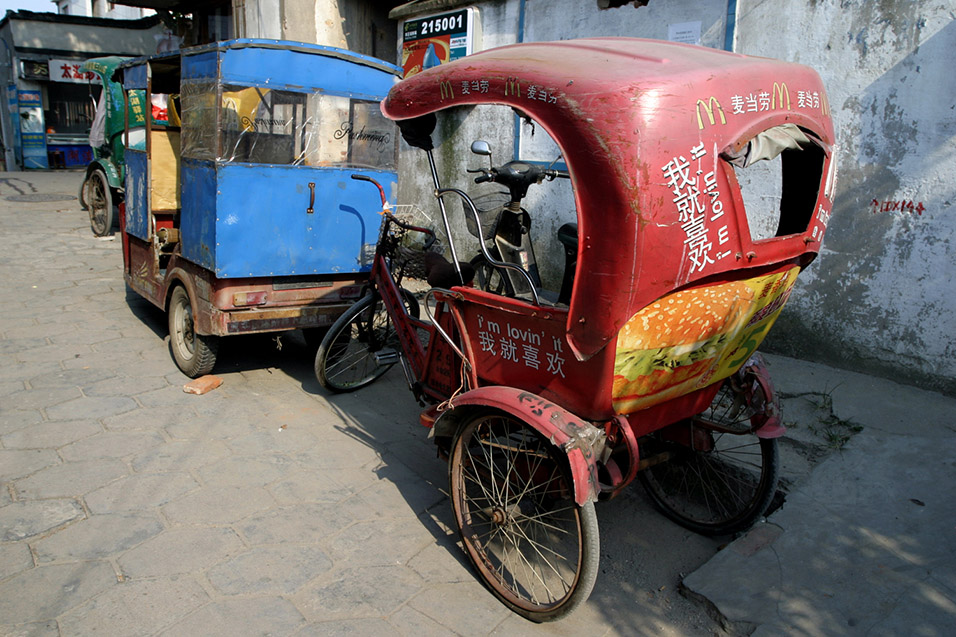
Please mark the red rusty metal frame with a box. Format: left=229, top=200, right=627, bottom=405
left=434, top=386, right=607, bottom=505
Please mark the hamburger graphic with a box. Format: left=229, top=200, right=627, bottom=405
left=612, top=280, right=755, bottom=413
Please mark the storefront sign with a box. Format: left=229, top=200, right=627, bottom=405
left=18, top=90, right=48, bottom=169
left=20, top=59, right=50, bottom=81
left=401, top=8, right=478, bottom=78
left=7, top=85, right=21, bottom=165
left=48, top=58, right=97, bottom=84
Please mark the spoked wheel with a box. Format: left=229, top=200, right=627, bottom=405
left=84, top=169, right=115, bottom=237
left=639, top=381, right=779, bottom=536
left=315, top=289, right=419, bottom=393
left=469, top=255, right=514, bottom=296
left=168, top=285, right=219, bottom=378
left=449, top=410, right=599, bottom=622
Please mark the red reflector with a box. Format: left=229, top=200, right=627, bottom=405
left=233, top=291, right=268, bottom=307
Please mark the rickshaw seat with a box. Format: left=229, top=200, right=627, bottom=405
left=424, top=251, right=475, bottom=289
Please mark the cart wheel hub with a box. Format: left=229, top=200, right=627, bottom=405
left=491, top=507, right=509, bottom=525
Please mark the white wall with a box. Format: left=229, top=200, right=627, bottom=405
left=734, top=0, right=956, bottom=393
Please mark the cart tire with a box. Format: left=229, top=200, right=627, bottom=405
left=85, top=169, right=116, bottom=237
left=469, top=254, right=515, bottom=296
left=449, top=409, right=599, bottom=622
left=168, top=285, right=219, bottom=378
left=639, top=383, right=780, bottom=536
left=315, top=289, right=419, bottom=393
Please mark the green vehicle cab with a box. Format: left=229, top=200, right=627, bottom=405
left=79, top=56, right=152, bottom=236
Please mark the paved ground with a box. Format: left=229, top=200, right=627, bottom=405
left=683, top=357, right=956, bottom=636
left=2, top=170, right=954, bottom=636
left=0, top=170, right=723, bottom=636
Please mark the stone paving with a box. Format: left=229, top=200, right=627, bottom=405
left=0, top=171, right=725, bottom=636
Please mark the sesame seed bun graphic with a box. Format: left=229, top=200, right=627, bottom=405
left=612, top=281, right=755, bottom=410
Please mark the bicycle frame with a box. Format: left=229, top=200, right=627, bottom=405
left=356, top=176, right=475, bottom=405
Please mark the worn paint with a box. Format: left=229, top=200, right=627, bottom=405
left=735, top=0, right=956, bottom=395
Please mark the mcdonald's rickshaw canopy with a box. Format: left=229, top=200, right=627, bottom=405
left=382, top=38, right=836, bottom=361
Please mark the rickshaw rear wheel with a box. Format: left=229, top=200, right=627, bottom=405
left=638, top=395, right=779, bottom=536
left=168, top=285, right=219, bottom=378
left=84, top=169, right=116, bottom=237
left=449, top=409, right=599, bottom=622
left=315, top=289, right=419, bottom=393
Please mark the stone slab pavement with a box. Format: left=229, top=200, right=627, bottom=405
left=683, top=356, right=956, bottom=635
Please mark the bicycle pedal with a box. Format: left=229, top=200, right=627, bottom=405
left=374, top=348, right=400, bottom=365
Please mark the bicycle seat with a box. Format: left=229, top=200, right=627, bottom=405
left=424, top=251, right=476, bottom=288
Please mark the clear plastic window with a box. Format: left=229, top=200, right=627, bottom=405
left=180, top=82, right=396, bottom=169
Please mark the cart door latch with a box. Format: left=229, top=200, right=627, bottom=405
left=307, top=182, right=315, bottom=214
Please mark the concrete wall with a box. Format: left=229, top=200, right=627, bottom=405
left=734, top=0, right=956, bottom=395
left=5, top=14, right=164, bottom=55
left=235, top=0, right=395, bottom=60
left=390, top=0, right=956, bottom=395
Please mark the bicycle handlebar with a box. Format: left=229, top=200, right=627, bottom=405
left=470, top=161, right=569, bottom=200
left=351, top=174, right=388, bottom=208
left=384, top=212, right=437, bottom=251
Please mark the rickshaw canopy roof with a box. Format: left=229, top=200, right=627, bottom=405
left=382, top=38, right=836, bottom=360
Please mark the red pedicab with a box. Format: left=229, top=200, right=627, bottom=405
left=315, top=38, right=836, bottom=622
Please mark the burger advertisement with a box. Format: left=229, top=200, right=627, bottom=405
left=612, top=267, right=799, bottom=414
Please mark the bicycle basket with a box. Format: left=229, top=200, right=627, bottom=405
left=463, top=191, right=510, bottom=241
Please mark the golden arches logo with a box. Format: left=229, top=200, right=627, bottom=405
left=439, top=80, right=454, bottom=101
left=504, top=77, right=522, bottom=97
left=772, top=82, right=790, bottom=110
left=696, top=97, right=726, bottom=129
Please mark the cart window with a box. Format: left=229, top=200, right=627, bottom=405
left=726, top=124, right=826, bottom=241
left=123, top=89, right=148, bottom=151
left=182, top=83, right=396, bottom=168
left=180, top=81, right=218, bottom=160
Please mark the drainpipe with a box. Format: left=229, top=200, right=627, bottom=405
left=0, top=36, right=17, bottom=170
left=724, top=0, right=738, bottom=52
left=513, top=0, right=527, bottom=160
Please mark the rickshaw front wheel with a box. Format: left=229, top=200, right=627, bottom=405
left=84, top=169, right=115, bottom=237
left=168, top=285, right=219, bottom=378
left=449, top=409, right=599, bottom=622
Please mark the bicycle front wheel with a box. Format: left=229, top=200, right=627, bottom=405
left=315, top=290, right=418, bottom=393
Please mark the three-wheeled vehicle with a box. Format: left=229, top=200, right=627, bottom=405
left=315, top=38, right=837, bottom=621
left=79, top=56, right=144, bottom=236
left=116, top=39, right=401, bottom=376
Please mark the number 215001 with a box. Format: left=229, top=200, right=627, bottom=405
left=420, top=13, right=464, bottom=36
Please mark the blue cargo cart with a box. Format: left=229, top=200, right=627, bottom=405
left=116, top=40, right=401, bottom=376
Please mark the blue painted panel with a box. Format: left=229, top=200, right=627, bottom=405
left=181, top=50, right=219, bottom=81
left=124, top=150, right=149, bottom=240
left=219, top=47, right=396, bottom=100
left=180, top=158, right=218, bottom=271
left=213, top=164, right=393, bottom=278
left=122, top=63, right=148, bottom=90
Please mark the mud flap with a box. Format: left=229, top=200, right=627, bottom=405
left=433, top=386, right=606, bottom=505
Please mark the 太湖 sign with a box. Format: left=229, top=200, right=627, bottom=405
left=49, top=59, right=97, bottom=84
